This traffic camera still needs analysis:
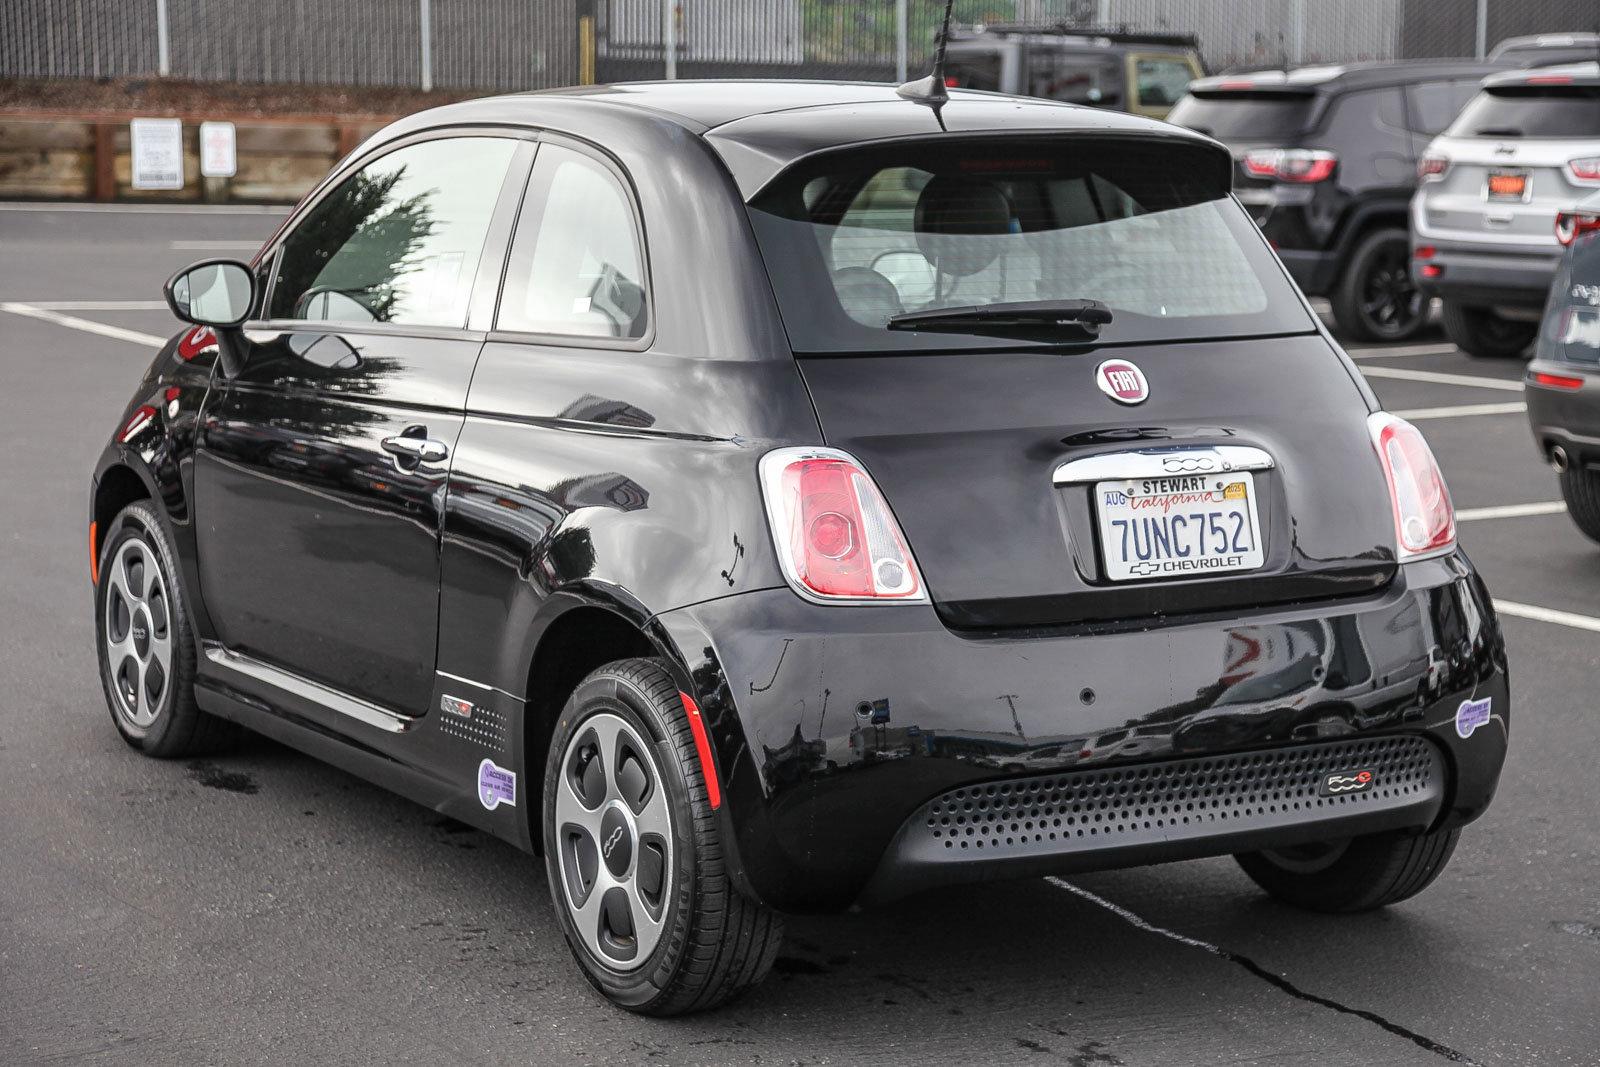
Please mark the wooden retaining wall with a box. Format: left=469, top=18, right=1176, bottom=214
left=0, top=113, right=393, bottom=203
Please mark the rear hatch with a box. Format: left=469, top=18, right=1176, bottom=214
left=744, top=132, right=1397, bottom=630
left=1419, top=73, right=1600, bottom=251
left=1167, top=81, right=1320, bottom=216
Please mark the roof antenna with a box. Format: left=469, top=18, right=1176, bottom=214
left=896, top=0, right=957, bottom=128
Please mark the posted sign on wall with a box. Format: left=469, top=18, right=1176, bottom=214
left=130, top=118, right=184, bottom=190
left=200, top=121, right=237, bottom=178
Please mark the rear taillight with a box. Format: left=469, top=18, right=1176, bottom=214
left=1244, top=148, right=1337, bottom=183
left=759, top=447, right=925, bottom=603
left=1418, top=154, right=1449, bottom=181
left=1368, top=413, right=1455, bottom=561
left=1569, top=157, right=1600, bottom=184
left=1531, top=371, right=1584, bottom=390
left=1556, top=211, right=1600, bottom=245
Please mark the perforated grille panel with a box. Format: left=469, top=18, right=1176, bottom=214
left=905, top=736, right=1444, bottom=862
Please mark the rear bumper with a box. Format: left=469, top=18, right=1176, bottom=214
left=656, top=553, right=1509, bottom=912
left=1524, top=358, right=1600, bottom=464
left=1414, top=241, right=1562, bottom=309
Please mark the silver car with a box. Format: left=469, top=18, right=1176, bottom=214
left=1412, top=62, right=1600, bottom=358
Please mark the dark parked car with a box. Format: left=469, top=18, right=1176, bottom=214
left=944, top=22, right=1204, bottom=119
left=92, top=81, right=1509, bottom=1015
left=1524, top=193, right=1600, bottom=537
left=1169, top=60, right=1505, bottom=342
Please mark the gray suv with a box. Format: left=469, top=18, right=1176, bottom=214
left=1412, top=63, right=1600, bottom=358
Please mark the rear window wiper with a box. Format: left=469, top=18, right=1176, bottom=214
left=887, top=299, right=1114, bottom=333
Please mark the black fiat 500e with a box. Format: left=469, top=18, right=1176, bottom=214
left=90, top=81, right=1509, bottom=1014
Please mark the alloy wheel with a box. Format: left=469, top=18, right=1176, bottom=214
left=103, top=537, right=173, bottom=729
left=554, top=711, right=674, bottom=971
left=1359, top=242, right=1424, bottom=336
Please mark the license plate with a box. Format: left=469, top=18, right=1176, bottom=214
left=1486, top=170, right=1527, bottom=201
left=1095, top=473, right=1265, bottom=581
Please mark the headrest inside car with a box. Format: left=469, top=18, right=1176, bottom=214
left=913, top=175, right=1014, bottom=278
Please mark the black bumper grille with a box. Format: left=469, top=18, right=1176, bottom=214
left=910, top=735, right=1444, bottom=862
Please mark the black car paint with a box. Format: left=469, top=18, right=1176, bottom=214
left=92, top=82, right=1509, bottom=913
left=1526, top=228, right=1600, bottom=461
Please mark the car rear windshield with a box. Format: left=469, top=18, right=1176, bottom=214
left=745, top=137, right=1315, bottom=353
left=1165, top=91, right=1314, bottom=140
left=1447, top=85, right=1600, bottom=138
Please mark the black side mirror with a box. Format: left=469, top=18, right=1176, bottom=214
left=164, top=259, right=255, bottom=328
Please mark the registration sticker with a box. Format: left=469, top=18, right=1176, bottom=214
left=1455, top=697, right=1492, bottom=739
left=1095, top=472, right=1266, bottom=581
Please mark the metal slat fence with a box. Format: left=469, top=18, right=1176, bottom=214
left=2, top=0, right=1594, bottom=92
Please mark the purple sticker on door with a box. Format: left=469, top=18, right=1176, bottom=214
left=1455, top=697, right=1492, bottom=739
left=478, top=758, right=517, bottom=811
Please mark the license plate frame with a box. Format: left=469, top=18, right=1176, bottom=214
left=1485, top=169, right=1528, bottom=202
left=1094, top=472, right=1266, bottom=582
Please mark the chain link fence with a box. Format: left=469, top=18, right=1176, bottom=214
left=2, top=0, right=1595, bottom=92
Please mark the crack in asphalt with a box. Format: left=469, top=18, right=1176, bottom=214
left=1046, top=877, right=1480, bottom=1065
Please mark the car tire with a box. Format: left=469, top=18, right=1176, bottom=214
left=1331, top=228, right=1429, bottom=343
left=1559, top=467, right=1600, bottom=543
left=95, top=500, right=235, bottom=757
left=542, top=657, right=783, bottom=1015
left=1440, top=301, right=1537, bottom=359
left=1234, top=827, right=1459, bottom=913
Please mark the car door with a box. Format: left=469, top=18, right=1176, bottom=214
left=194, top=133, right=530, bottom=716
left=437, top=139, right=656, bottom=689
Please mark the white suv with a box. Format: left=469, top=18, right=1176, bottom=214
left=1412, top=62, right=1600, bottom=358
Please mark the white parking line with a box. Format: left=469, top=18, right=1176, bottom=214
left=1457, top=501, right=1566, bottom=521
left=1359, top=365, right=1524, bottom=392
left=21, top=300, right=169, bottom=311
left=1392, top=401, right=1527, bottom=420
left=0, top=301, right=164, bottom=347
left=1347, top=343, right=1459, bottom=360
left=1494, top=599, right=1600, bottom=633
left=169, top=240, right=263, bottom=251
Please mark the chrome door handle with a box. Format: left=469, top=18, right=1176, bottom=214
left=381, top=433, right=449, bottom=464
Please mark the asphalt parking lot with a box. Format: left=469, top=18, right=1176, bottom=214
left=1, top=202, right=1597, bottom=1067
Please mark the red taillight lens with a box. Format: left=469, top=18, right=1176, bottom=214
left=1413, top=245, right=1436, bottom=260
left=1368, top=413, right=1455, bottom=560
left=759, top=448, right=925, bottom=602
left=1569, top=157, right=1600, bottom=184
left=1418, top=154, right=1449, bottom=181
left=1242, top=150, right=1279, bottom=178
left=1556, top=211, right=1600, bottom=245
left=1243, top=149, right=1336, bottom=183
left=1532, top=371, right=1584, bottom=390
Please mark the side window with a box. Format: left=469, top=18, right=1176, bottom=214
left=497, top=144, right=648, bottom=339
left=1030, top=51, right=1123, bottom=108
left=1133, top=55, right=1196, bottom=109
left=269, top=137, right=517, bottom=327
left=1407, top=80, right=1478, bottom=135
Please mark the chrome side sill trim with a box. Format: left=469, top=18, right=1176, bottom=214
left=203, top=643, right=413, bottom=733
left=1053, top=445, right=1277, bottom=486
left=436, top=669, right=524, bottom=702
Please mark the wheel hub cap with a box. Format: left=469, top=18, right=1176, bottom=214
left=102, top=537, right=172, bottom=730
left=554, top=711, right=674, bottom=972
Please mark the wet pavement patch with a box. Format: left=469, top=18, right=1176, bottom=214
left=185, top=761, right=259, bottom=794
